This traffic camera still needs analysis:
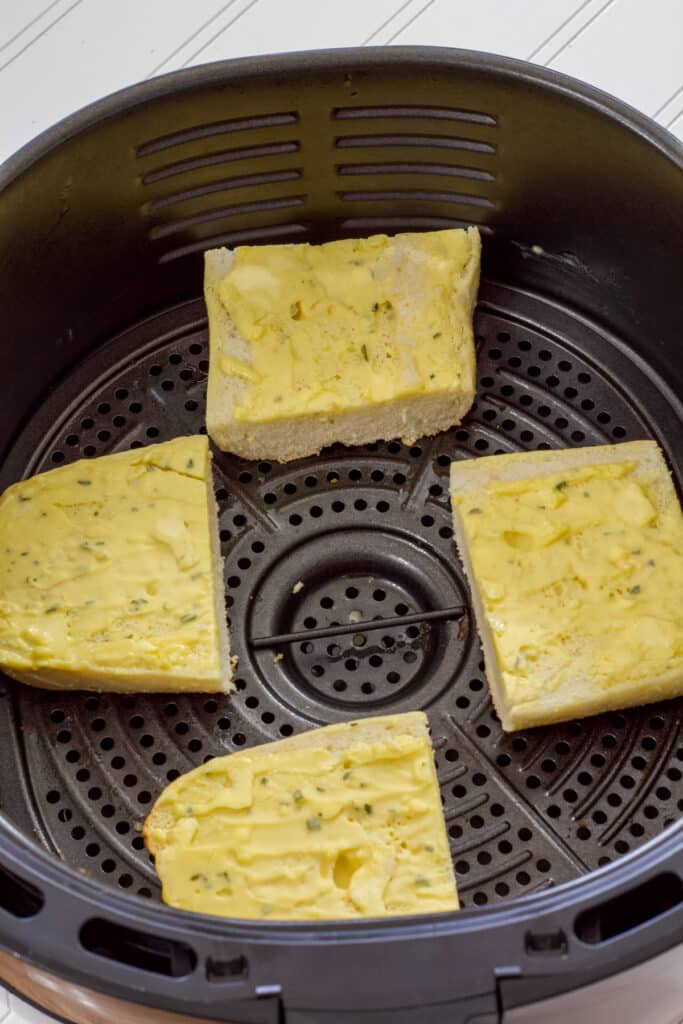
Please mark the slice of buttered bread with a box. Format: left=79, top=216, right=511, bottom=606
left=450, top=441, right=683, bottom=731
left=205, top=228, right=480, bottom=461
left=144, top=712, right=459, bottom=920
left=0, top=436, right=232, bottom=693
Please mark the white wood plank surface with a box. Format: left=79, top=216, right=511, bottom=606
left=385, top=0, right=589, bottom=59
left=183, top=0, right=421, bottom=65
left=548, top=0, right=683, bottom=116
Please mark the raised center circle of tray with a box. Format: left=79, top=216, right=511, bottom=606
left=244, top=525, right=469, bottom=716
left=1, top=282, right=681, bottom=910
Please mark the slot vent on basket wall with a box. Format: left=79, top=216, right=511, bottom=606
left=339, top=217, right=495, bottom=236
left=137, top=109, right=308, bottom=261
left=338, top=189, right=496, bottom=211
left=333, top=104, right=498, bottom=233
left=333, top=105, right=497, bottom=127
left=141, top=141, right=301, bottom=185
left=337, top=162, right=496, bottom=183
left=136, top=112, right=299, bottom=157
left=158, top=223, right=310, bottom=264
left=336, top=133, right=496, bottom=154
left=146, top=169, right=303, bottom=213
left=149, top=195, right=306, bottom=241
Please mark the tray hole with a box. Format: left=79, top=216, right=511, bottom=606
left=80, top=919, right=197, bottom=977
left=575, top=874, right=683, bottom=945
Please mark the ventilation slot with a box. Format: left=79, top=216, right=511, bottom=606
left=336, top=134, right=495, bottom=155
left=338, top=189, right=496, bottom=211
left=80, top=918, right=197, bottom=977
left=137, top=112, right=299, bottom=157
left=142, top=141, right=300, bottom=185
left=333, top=105, right=496, bottom=127
left=337, top=162, right=495, bottom=183
left=575, top=873, right=683, bottom=944
left=0, top=864, right=43, bottom=918
left=149, top=195, right=306, bottom=240
left=159, top=223, right=309, bottom=263
left=147, top=169, right=303, bottom=212
left=339, top=216, right=493, bottom=236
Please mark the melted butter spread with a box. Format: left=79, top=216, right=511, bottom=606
left=217, top=229, right=476, bottom=422
left=146, top=718, right=458, bottom=919
left=0, top=436, right=222, bottom=684
left=453, top=459, right=683, bottom=715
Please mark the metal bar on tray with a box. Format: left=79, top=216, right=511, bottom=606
left=251, top=606, right=466, bottom=649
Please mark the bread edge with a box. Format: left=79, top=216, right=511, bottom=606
left=206, top=446, right=233, bottom=694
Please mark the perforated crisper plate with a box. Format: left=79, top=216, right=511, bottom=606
left=0, top=281, right=681, bottom=910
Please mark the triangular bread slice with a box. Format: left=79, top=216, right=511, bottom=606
left=204, top=228, right=480, bottom=462
left=450, top=441, right=683, bottom=731
left=0, top=435, right=231, bottom=693
left=144, top=712, right=459, bottom=920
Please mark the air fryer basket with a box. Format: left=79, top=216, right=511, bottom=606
left=0, top=48, right=682, bottom=1024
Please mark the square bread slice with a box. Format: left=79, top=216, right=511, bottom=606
left=450, top=441, right=683, bottom=731
left=205, top=228, right=481, bottom=462
left=144, top=711, right=459, bottom=920
left=0, top=436, right=231, bottom=693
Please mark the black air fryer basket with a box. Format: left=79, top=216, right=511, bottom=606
left=0, top=48, right=682, bottom=1024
